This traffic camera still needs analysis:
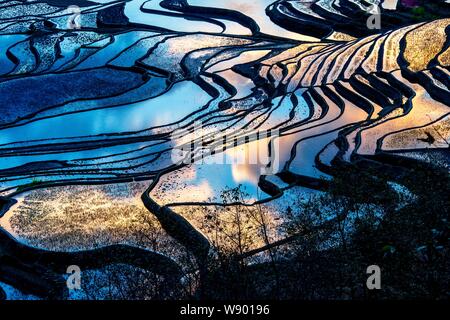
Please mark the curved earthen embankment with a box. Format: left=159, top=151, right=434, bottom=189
left=141, top=183, right=211, bottom=296
left=0, top=200, right=184, bottom=299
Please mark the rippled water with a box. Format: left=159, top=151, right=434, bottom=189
left=0, top=0, right=449, bottom=300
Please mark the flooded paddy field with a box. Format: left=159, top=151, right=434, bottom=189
left=0, top=0, right=449, bottom=300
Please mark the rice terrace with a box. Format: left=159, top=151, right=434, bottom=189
left=0, top=0, right=449, bottom=302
